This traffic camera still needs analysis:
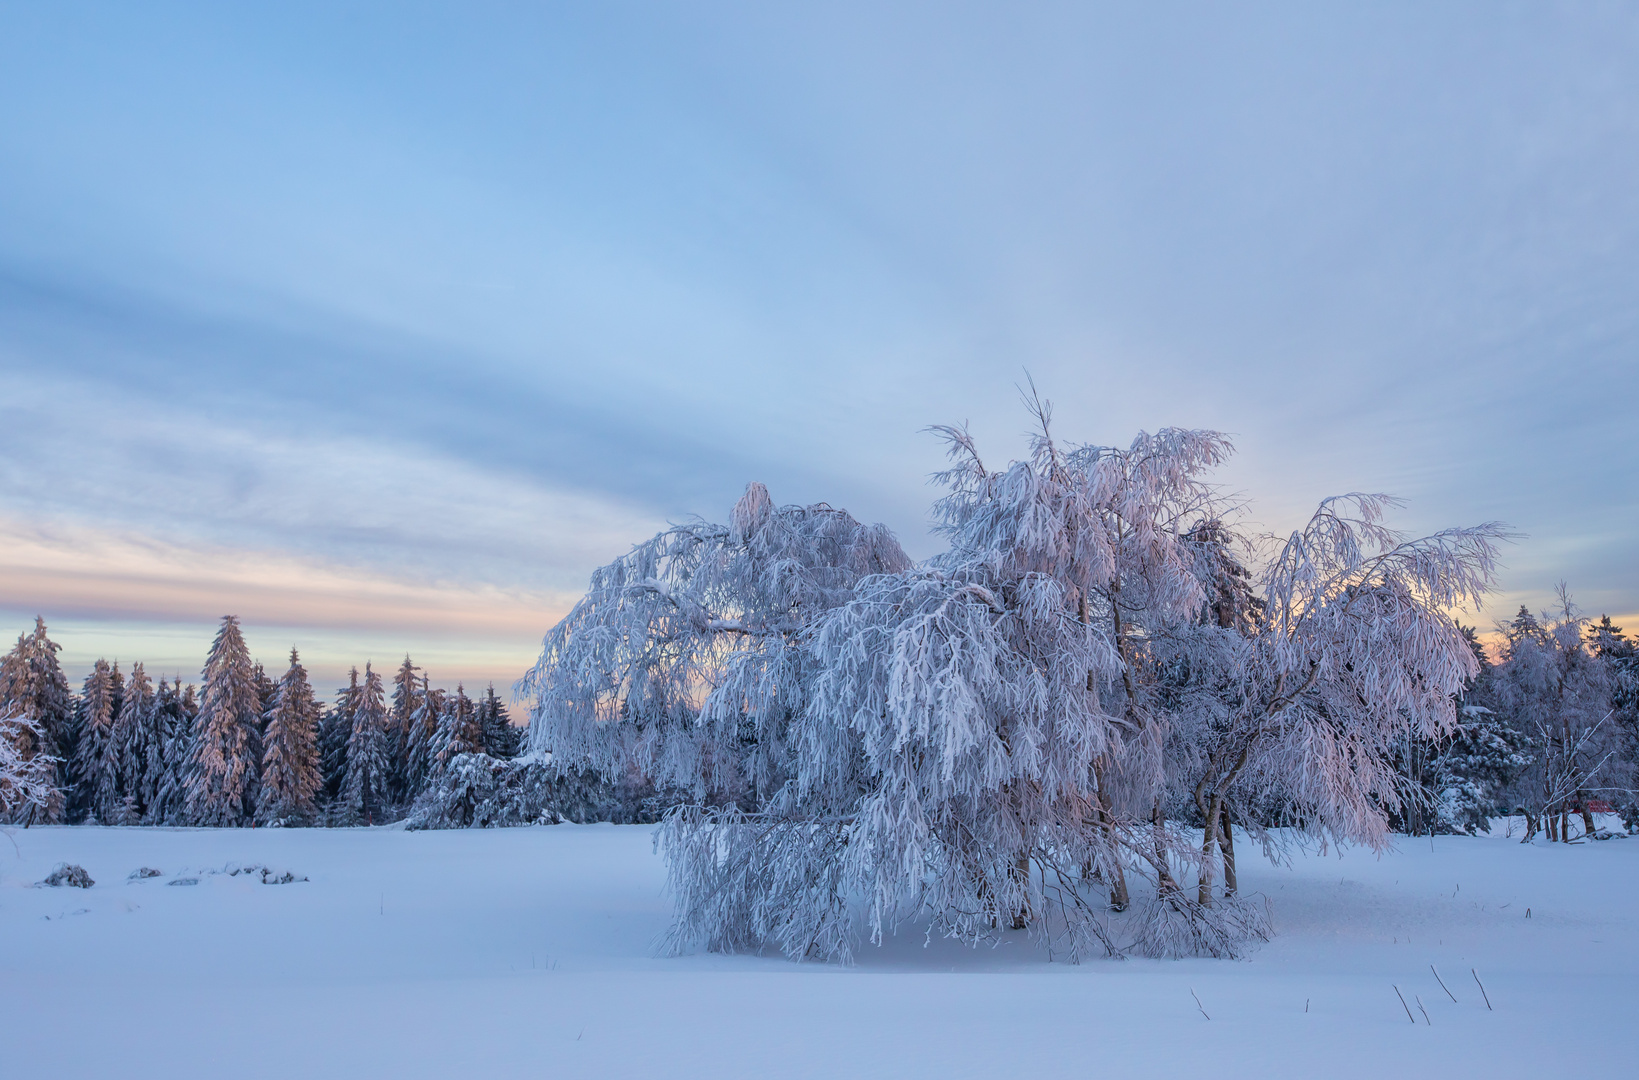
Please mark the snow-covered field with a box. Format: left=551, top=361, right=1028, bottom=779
left=2, top=822, right=1633, bottom=1079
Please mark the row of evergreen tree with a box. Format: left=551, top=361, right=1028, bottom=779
left=0, top=615, right=522, bottom=826
left=1395, top=600, right=1639, bottom=840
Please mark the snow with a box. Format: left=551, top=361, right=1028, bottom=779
left=2, top=822, right=1633, bottom=1079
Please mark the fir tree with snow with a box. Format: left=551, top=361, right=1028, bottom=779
left=72, top=659, right=120, bottom=824
left=152, top=677, right=198, bottom=824
left=110, top=663, right=160, bottom=823
left=432, top=684, right=483, bottom=775
left=342, top=662, right=392, bottom=824
left=389, top=655, right=420, bottom=802
left=320, top=668, right=358, bottom=816
left=0, top=618, right=72, bottom=820
left=404, top=673, right=443, bottom=797
left=478, top=684, right=519, bottom=758
left=183, top=616, right=262, bottom=826
left=252, top=662, right=277, bottom=735
left=259, top=648, right=323, bottom=825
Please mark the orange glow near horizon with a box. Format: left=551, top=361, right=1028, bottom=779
left=0, top=518, right=575, bottom=692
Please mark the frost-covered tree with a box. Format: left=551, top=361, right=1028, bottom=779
left=259, top=649, right=322, bottom=825
left=152, top=677, right=198, bottom=824
left=1174, top=494, right=1504, bottom=928
left=478, top=684, right=519, bottom=758
left=0, top=618, right=72, bottom=821
left=1492, top=588, right=1621, bottom=842
left=72, top=659, right=120, bottom=823
left=342, top=662, right=391, bottom=824
left=0, top=710, right=59, bottom=825
left=1587, top=615, right=1639, bottom=828
left=519, top=481, right=911, bottom=807
left=527, top=401, right=1506, bottom=962
left=110, top=663, right=161, bottom=823
left=320, top=669, right=358, bottom=815
left=183, top=617, right=262, bottom=826
left=432, top=684, right=483, bottom=774
left=389, top=655, right=420, bottom=801
left=404, top=674, right=443, bottom=796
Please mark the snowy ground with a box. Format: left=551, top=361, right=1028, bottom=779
left=2, top=821, right=1633, bottom=1079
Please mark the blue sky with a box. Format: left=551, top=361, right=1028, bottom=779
left=3, top=1, right=1637, bottom=690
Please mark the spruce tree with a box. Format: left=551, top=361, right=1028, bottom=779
left=252, top=662, right=277, bottom=738
left=320, top=668, right=359, bottom=816
left=389, top=655, right=420, bottom=802
left=0, top=618, right=71, bottom=821
left=259, top=648, right=322, bottom=825
left=1588, top=616, right=1639, bottom=827
left=110, top=662, right=159, bottom=822
left=478, top=684, right=519, bottom=758
left=72, top=659, right=119, bottom=823
left=404, top=674, right=442, bottom=799
left=432, top=684, right=484, bottom=774
left=183, top=616, right=262, bottom=826
left=342, top=662, right=391, bottom=824
left=153, top=677, right=198, bottom=823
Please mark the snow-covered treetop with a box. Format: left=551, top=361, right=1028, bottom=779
left=519, top=482, right=910, bottom=799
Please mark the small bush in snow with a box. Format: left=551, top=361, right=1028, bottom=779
left=128, top=867, right=163, bottom=880
left=41, top=863, right=94, bottom=888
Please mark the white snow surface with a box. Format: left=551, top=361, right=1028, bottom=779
left=2, top=822, right=1633, bottom=1079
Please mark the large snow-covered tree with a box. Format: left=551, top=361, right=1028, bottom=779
left=184, top=616, right=262, bottom=826
left=259, top=649, right=323, bottom=825
left=1169, top=493, right=1503, bottom=932
left=525, top=403, right=1506, bottom=962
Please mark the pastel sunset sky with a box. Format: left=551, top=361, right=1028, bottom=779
left=3, top=2, right=1636, bottom=692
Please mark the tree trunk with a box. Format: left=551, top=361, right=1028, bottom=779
left=1580, top=797, right=1597, bottom=838
left=1093, top=758, right=1129, bottom=912
left=1220, top=803, right=1237, bottom=897
left=1197, top=793, right=1219, bottom=907
left=1011, top=851, right=1032, bottom=930
left=1546, top=810, right=1559, bottom=842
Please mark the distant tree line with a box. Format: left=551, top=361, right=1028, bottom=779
left=0, top=614, right=521, bottom=827
left=1393, top=590, right=1638, bottom=841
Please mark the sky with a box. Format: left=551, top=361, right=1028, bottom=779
left=2, top=1, right=1637, bottom=692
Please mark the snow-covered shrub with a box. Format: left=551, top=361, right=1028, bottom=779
left=41, top=863, right=94, bottom=888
